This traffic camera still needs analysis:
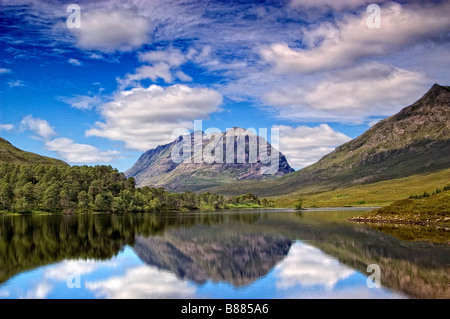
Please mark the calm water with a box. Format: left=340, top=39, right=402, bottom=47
left=0, top=209, right=448, bottom=299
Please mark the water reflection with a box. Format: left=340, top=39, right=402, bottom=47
left=133, top=234, right=291, bottom=286
left=274, top=242, right=354, bottom=289
left=0, top=210, right=448, bottom=298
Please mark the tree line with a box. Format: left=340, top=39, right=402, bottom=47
left=0, top=164, right=272, bottom=213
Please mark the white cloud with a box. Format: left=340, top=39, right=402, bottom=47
left=19, top=115, right=120, bottom=164
left=45, top=137, right=120, bottom=164
left=86, top=265, right=196, bottom=299
left=71, top=9, right=152, bottom=52
left=176, top=70, right=193, bottom=82
left=59, top=94, right=102, bottom=110
left=138, top=49, right=186, bottom=66
left=7, top=80, right=24, bottom=88
left=119, top=48, right=192, bottom=87
left=274, top=124, right=351, bottom=168
left=20, top=115, right=56, bottom=140
left=120, top=63, right=173, bottom=86
left=263, top=62, right=428, bottom=121
left=289, top=0, right=376, bottom=10
left=86, top=84, right=223, bottom=151
left=68, top=58, right=82, bottom=66
left=17, top=258, right=116, bottom=299
left=0, top=68, right=12, bottom=74
left=88, top=53, right=104, bottom=60
left=24, top=283, right=52, bottom=299
left=275, top=242, right=355, bottom=289
left=261, top=2, right=450, bottom=73
left=367, top=118, right=382, bottom=127
left=44, top=259, right=115, bottom=281
left=0, top=124, right=14, bottom=131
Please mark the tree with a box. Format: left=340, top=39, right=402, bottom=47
left=19, top=182, right=35, bottom=206
left=41, top=184, right=61, bottom=211
left=60, top=190, right=70, bottom=210
left=126, top=177, right=136, bottom=192
left=0, top=182, right=14, bottom=210
left=294, top=198, right=303, bottom=210
left=77, top=190, right=90, bottom=211
left=93, top=193, right=113, bottom=212
left=14, top=197, right=32, bottom=213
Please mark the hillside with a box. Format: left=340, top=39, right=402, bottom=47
left=352, top=186, right=450, bottom=226
left=0, top=137, right=67, bottom=166
left=207, top=84, right=450, bottom=197
left=126, top=127, right=294, bottom=192
left=270, top=167, right=450, bottom=208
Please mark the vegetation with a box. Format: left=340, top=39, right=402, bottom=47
left=269, top=168, right=450, bottom=208
left=1, top=210, right=448, bottom=298
left=205, top=85, right=450, bottom=198
left=369, top=223, right=450, bottom=245
left=0, top=163, right=270, bottom=214
left=293, top=198, right=303, bottom=210
left=351, top=185, right=450, bottom=226
left=348, top=184, right=450, bottom=244
left=0, top=137, right=67, bottom=166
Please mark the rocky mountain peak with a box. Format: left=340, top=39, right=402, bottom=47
left=126, top=127, right=294, bottom=192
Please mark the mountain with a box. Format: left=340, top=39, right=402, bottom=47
left=206, top=84, right=450, bottom=197
left=126, top=127, right=294, bottom=192
left=133, top=234, right=292, bottom=286
left=0, top=137, right=67, bottom=166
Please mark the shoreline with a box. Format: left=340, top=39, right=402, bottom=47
left=348, top=217, right=442, bottom=226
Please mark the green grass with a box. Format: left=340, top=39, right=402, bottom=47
left=226, top=203, right=264, bottom=209
left=353, top=190, right=450, bottom=225
left=269, top=168, right=450, bottom=208
left=347, top=189, right=450, bottom=244
left=0, top=137, right=67, bottom=166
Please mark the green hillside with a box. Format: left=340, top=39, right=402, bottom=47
left=271, top=168, right=450, bottom=208
left=0, top=137, right=67, bottom=166
left=206, top=84, right=450, bottom=198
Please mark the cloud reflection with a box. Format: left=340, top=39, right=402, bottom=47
left=274, top=242, right=355, bottom=289
left=85, top=265, right=196, bottom=299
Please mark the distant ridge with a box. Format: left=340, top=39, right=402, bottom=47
left=0, top=137, right=68, bottom=166
left=206, top=84, right=450, bottom=196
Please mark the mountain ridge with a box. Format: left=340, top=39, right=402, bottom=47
left=0, top=137, right=68, bottom=166
left=205, top=84, right=450, bottom=197
left=126, top=127, right=294, bottom=192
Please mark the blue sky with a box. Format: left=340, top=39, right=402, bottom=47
left=0, top=242, right=404, bottom=299
left=0, top=0, right=449, bottom=171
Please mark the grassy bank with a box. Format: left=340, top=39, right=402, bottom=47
left=349, top=188, right=450, bottom=226
left=348, top=187, right=450, bottom=244
left=269, top=168, right=450, bottom=208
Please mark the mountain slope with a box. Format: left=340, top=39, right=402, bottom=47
left=133, top=234, right=291, bottom=286
left=0, top=137, right=68, bottom=166
left=126, top=127, right=294, bottom=192
left=206, top=84, right=450, bottom=197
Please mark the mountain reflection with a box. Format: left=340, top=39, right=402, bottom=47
left=0, top=210, right=449, bottom=298
left=134, top=234, right=291, bottom=286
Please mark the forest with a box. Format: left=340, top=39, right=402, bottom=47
left=0, top=164, right=271, bottom=213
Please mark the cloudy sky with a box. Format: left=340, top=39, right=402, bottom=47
left=0, top=0, right=449, bottom=171
left=0, top=243, right=403, bottom=299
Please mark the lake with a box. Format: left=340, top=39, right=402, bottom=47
left=0, top=209, right=448, bottom=299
